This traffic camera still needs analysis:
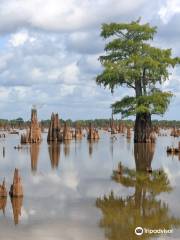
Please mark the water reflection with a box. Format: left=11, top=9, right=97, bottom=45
left=48, top=143, right=60, bottom=169
left=30, top=143, right=40, bottom=173
left=0, top=132, right=180, bottom=239
left=3, top=147, right=5, bottom=158
left=167, top=151, right=180, bottom=161
left=134, top=143, right=155, bottom=171
left=96, top=143, right=180, bottom=240
left=63, top=140, right=71, bottom=156
left=0, top=198, right=7, bottom=215
left=110, top=137, right=116, bottom=159
left=88, top=139, right=98, bottom=156
left=88, top=140, right=93, bottom=156
left=10, top=197, right=23, bottom=225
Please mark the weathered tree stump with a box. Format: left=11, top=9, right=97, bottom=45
left=9, top=169, right=23, bottom=197
left=0, top=179, right=7, bottom=198
left=47, top=113, right=62, bottom=142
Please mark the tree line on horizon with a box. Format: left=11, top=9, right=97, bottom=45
left=0, top=118, right=180, bottom=129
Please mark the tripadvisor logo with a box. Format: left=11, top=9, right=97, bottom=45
left=135, top=227, right=173, bottom=236
left=135, top=227, right=144, bottom=236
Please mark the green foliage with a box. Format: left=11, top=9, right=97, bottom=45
left=96, top=19, right=180, bottom=117
left=112, top=166, right=172, bottom=194
left=100, top=19, right=157, bottom=40
left=112, top=90, right=173, bottom=118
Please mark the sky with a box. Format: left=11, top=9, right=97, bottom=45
left=0, top=0, right=180, bottom=121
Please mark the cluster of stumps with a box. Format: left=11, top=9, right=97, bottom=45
left=0, top=169, right=23, bottom=224
left=0, top=169, right=23, bottom=198
left=167, top=127, right=180, bottom=158
left=47, top=113, right=100, bottom=142
left=20, top=108, right=100, bottom=145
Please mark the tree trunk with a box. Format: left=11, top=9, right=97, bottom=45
left=134, top=142, right=155, bottom=171
left=134, top=112, right=152, bottom=143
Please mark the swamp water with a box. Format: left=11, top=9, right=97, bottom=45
left=0, top=131, right=180, bottom=240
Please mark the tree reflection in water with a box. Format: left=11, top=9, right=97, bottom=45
left=96, top=143, right=180, bottom=240
left=48, top=143, right=60, bottom=169
left=0, top=197, right=7, bottom=215
left=10, top=197, right=23, bottom=225
left=63, top=140, right=71, bottom=156
left=30, top=143, right=40, bottom=173
left=88, top=139, right=98, bottom=156
left=134, top=143, right=155, bottom=171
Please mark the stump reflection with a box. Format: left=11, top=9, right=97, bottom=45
left=48, top=143, right=60, bottom=169
left=10, top=197, right=23, bottom=225
left=30, top=143, right=40, bottom=173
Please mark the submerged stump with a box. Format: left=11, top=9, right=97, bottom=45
left=87, top=123, right=100, bottom=140
left=9, top=169, right=23, bottom=197
left=21, top=108, right=41, bottom=144
left=47, top=113, right=62, bottom=142
left=0, top=179, right=7, bottom=198
left=63, top=122, right=73, bottom=140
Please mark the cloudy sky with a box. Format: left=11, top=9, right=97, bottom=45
left=0, top=0, right=180, bottom=120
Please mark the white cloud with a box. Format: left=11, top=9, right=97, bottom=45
left=9, top=30, right=35, bottom=47
left=0, top=0, right=180, bottom=120
left=0, top=0, right=146, bottom=33
left=20, top=207, right=29, bottom=221
left=0, top=86, right=11, bottom=102
left=62, top=62, right=80, bottom=84
left=0, top=52, right=13, bottom=70
left=31, top=67, right=43, bottom=79
left=58, top=84, right=76, bottom=97
left=31, top=170, right=78, bottom=190
left=158, top=0, right=180, bottom=23
left=47, top=69, right=61, bottom=80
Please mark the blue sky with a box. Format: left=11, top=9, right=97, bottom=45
left=0, top=0, right=180, bottom=121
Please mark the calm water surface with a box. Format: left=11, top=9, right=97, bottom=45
left=0, top=130, right=180, bottom=240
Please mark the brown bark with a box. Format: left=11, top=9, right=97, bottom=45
left=134, top=77, right=152, bottom=143
left=134, top=143, right=155, bottom=171
left=134, top=112, right=152, bottom=143
left=47, top=113, right=62, bottom=142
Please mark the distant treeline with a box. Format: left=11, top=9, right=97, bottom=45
left=0, top=118, right=180, bottom=129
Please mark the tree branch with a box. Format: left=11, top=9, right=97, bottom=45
left=115, top=31, right=127, bottom=39
left=127, top=82, right=135, bottom=89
